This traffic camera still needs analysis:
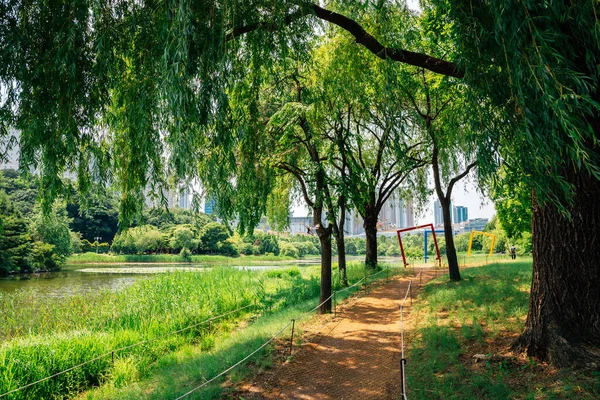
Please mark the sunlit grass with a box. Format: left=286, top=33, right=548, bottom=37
left=0, top=262, right=407, bottom=399
left=407, top=262, right=599, bottom=399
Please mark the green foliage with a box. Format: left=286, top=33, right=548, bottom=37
left=179, top=247, right=192, bottom=262
left=27, top=242, right=60, bottom=271
left=111, top=226, right=163, bottom=255
left=0, top=170, right=39, bottom=216
left=70, top=231, right=83, bottom=254
left=29, top=201, right=74, bottom=262
left=426, top=1, right=600, bottom=207
left=0, top=191, right=30, bottom=273
left=66, top=191, right=120, bottom=243
left=169, top=225, right=197, bottom=252
left=492, top=176, right=532, bottom=240
left=252, top=232, right=280, bottom=256
left=199, top=222, right=230, bottom=254
left=279, top=242, right=299, bottom=258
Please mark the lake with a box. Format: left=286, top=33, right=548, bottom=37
left=0, top=263, right=316, bottom=298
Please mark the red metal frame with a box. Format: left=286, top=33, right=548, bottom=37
left=396, top=223, right=441, bottom=267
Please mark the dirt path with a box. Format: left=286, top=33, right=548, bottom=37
left=231, top=269, right=439, bottom=400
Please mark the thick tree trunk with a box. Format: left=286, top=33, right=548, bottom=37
left=364, top=214, right=378, bottom=269
left=440, top=198, right=461, bottom=281
left=512, top=169, right=600, bottom=367
left=317, top=226, right=333, bottom=314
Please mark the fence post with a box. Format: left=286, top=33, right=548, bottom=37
left=289, top=319, right=296, bottom=356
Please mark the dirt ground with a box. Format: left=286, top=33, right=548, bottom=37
left=227, top=268, right=440, bottom=400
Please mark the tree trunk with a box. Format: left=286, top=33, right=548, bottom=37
left=317, top=225, right=333, bottom=314
left=364, top=214, right=378, bottom=269
left=440, top=198, right=461, bottom=281
left=336, top=231, right=348, bottom=286
left=512, top=169, right=600, bottom=367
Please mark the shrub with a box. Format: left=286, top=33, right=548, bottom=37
left=258, top=233, right=280, bottom=256
left=199, top=222, right=230, bottom=253
left=239, top=243, right=254, bottom=256
left=279, top=243, right=299, bottom=258
left=345, top=241, right=358, bottom=256
left=293, top=242, right=309, bottom=257
left=386, top=243, right=400, bottom=256
left=27, top=242, right=60, bottom=271
left=180, top=247, right=192, bottom=262
left=219, top=240, right=240, bottom=257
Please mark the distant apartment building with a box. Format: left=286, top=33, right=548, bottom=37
left=292, top=189, right=415, bottom=236
left=460, top=218, right=489, bottom=232
left=453, top=205, right=468, bottom=224
left=289, top=216, right=314, bottom=235
left=434, top=200, right=469, bottom=227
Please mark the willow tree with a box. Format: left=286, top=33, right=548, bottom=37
left=425, top=0, right=600, bottom=366
left=2, top=0, right=598, bottom=365
left=309, top=7, right=429, bottom=269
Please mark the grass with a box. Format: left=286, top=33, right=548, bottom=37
left=0, top=261, right=406, bottom=399
left=66, top=252, right=299, bottom=265
left=406, top=262, right=600, bottom=399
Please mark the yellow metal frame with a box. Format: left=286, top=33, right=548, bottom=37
left=467, top=230, right=496, bottom=257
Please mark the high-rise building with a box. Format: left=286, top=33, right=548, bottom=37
left=436, top=201, right=469, bottom=226
left=454, top=205, right=468, bottom=223
left=178, top=188, right=190, bottom=209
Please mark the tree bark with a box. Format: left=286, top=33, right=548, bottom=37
left=364, top=212, right=378, bottom=269
left=317, top=223, right=333, bottom=314
left=512, top=169, right=600, bottom=368
left=440, top=197, right=461, bottom=281
left=335, top=230, right=348, bottom=286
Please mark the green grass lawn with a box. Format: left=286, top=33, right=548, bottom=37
left=407, top=262, right=600, bottom=399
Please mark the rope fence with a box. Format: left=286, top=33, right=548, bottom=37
left=0, top=264, right=413, bottom=399
left=398, top=268, right=424, bottom=400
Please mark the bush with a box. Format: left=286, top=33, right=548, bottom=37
left=27, top=242, right=60, bottom=271
left=239, top=243, right=254, bottom=256
left=257, top=233, right=280, bottom=256
left=70, top=232, right=83, bottom=254
left=280, top=243, right=299, bottom=258
left=219, top=240, right=240, bottom=257
left=293, top=242, right=309, bottom=257
left=199, top=222, right=230, bottom=253
left=345, top=241, right=358, bottom=256
left=386, top=243, right=400, bottom=256
left=179, top=247, right=192, bottom=262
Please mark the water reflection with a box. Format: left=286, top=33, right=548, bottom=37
left=0, top=262, right=315, bottom=298
left=0, top=269, right=146, bottom=297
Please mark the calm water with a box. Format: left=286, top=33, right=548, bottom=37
left=0, top=264, right=207, bottom=297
